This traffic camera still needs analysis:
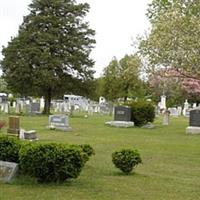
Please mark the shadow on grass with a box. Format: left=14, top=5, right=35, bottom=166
left=10, top=175, right=75, bottom=187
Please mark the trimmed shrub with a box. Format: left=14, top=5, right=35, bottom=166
left=19, top=143, right=87, bottom=183
left=125, top=100, right=155, bottom=126
left=0, top=135, right=21, bottom=163
left=112, top=148, right=142, bottom=174
left=79, top=144, right=95, bottom=158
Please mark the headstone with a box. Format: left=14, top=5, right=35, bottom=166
left=105, top=106, right=134, bottom=128
left=160, top=95, right=166, bottom=110
left=183, top=99, right=189, bottom=116
left=24, top=130, right=38, bottom=140
left=0, top=161, right=18, bottom=183
left=177, top=106, right=182, bottom=115
left=15, top=103, right=21, bottom=113
left=13, top=101, right=16, bottom=108
left=4, top=103, right=9, bottom=113
left=30, top=102, right=40, bottom=114
left=40, top=97, right=45, bottom=109
left=189, top=109, right=200, bottom=127
left=114, top=106, right=132, bottom=122
left=163, top=110, right=170, bottom=125
left=7, top=116, right=20, bottom=136
left=186, top=108, right=200, bottom=134
left=169, top=107, right=178, bottom=117
left=193, top=103, right=197, bottom=108
left=49, top=115, right=72, bottom=131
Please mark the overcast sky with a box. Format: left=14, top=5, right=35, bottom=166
left=0, top=0, right=151, bottom=77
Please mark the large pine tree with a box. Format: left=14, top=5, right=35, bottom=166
left=1, top=0, right=95, bottom=113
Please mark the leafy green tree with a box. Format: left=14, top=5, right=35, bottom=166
left=1, top=0, right=95, bottom=113
left=102, top=57, right=121, bottom=101
left=140, top=0, right=200, bottom=80
left=118, top=54, right=143, bottom=101
left=0, top=77, right=8, bottom=93
left=102, top=54, right=147, bottom=102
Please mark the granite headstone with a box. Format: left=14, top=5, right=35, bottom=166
left=49, top=115, right=72, bottom=131
left=114, top=106, right=132, bottom=122
left=186, top=108, right=200, bottom=134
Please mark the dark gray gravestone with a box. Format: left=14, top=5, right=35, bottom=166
left=189, top=109, right=200, bottom=127
left=0, top=161, right=18, bottom=182
left=114, top=106, right=132, bottom=121
left=49, top=115, right=72, bottom=131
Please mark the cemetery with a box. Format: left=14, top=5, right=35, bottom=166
left=1, top=0, right=200, bottom=199
left=0, top=99, right=200, bottom=199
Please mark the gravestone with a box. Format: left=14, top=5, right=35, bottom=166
left=4, top=103, right=9, bottom=113
left=160, top=95, right=166, bottom=110
left=30, top=102, right=40, bottom=114
left=186, top=108, right=200, bottom=134
left=7, top=116, right=20, bottom=136
left=105, top=106, right=134, bottom=128
left=49, top=115, right=72, bottom=131
left=163, top=110, right=170, bottom=125
left=177, top=106, right=182, bottom=115
left=24, top=130, right=38, bottom=140
left=183, top=99, right=189, bottom=117
left=169, top=107, right=179, bottom=117
left=114, top=106, right=132, bottom=121
left=0, top=161, right=18, bottom=183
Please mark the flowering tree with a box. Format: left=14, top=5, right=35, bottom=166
left=148, top=68, right=200, bottom=105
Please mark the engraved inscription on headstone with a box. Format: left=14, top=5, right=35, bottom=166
left=114, top=106, right=132, bottom=121
left=0, top=161, right=18, bottom=182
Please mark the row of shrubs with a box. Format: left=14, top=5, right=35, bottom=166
left=0, top=136, right=95, bottom=183
left=0, top=136, right=142, bottom=182
left=124, top=100, right=155, bottom=126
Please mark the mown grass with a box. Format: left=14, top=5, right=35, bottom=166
left=0, top=113, right=200, bottom=200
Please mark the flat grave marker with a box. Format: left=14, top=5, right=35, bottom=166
left=0, top=161, right=18, bottom=183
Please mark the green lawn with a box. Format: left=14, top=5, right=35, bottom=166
left=0, top=114, right=200, bottom=200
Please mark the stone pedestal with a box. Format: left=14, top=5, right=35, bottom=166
left=105, top=121, right=134, bottom=128
left=186, top=126, right=200, bottom=134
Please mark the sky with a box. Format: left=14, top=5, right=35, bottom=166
left=0, top=0, right=151, bottom=77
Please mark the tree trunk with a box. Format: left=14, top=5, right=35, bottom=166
left=43, top=88, right=52, bottom=114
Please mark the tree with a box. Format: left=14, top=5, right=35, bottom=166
left=102, top=54, right=147, bottom=102
left=140, top=0, right=200, bottom=80
left=102, top=57, right=121, bottom=101
left=1, top=0, right=95, bottom=114
left=0, top=77, right=8, bottom=93
left=148, top=69, right=186, bottom=106
left=118, top=54, right=143, bottom=101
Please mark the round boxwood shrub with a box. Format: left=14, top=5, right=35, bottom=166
left=112, top=148, right=142, bottom=174
left=125, top=100, right=155, bottom=126
left=79, top=144, right=95, bottom=162
left=19, top=143, right=87, bottom=183
left=0, top=135, right=21, bottom=163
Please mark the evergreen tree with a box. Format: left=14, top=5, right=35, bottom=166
left=1, top=0, right=95, bottom=113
